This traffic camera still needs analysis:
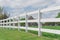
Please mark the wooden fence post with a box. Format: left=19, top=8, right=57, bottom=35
left=2, top=21, right=4, bottom=28
left=25, top=13, right=28, bottom=32
left=3, top=21, right=5, bottom=29
left=13, top=18, right=15, bottom=29
left=9, top=19, right=11, bottom=29
left=38, top=10, right=42, bottom=36
left=17, top=17, right=21, bottom=31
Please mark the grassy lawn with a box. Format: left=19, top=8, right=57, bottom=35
left=0, top=28, right=58, bottom=40
left=30, top=26, right=60, bottom=30
left=28, top=30, right=60, bottom=40
left=42, top=26, right=60, bottom=30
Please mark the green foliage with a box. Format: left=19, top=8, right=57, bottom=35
left=0, top=7, right=3, bottom=13
left=3, top=13, right=9, bottom=19
left=56, top=12, right=60, bottom=18
left=0, top=14, right=4, bottom=19
left=0, top=13, right=9, bottom=20
left=20, top=23, right=25, bottom=26
left=20, top=18, right=25, bottom=20
left=14, top=23, right=25, bottom=26
left=0, top=7, right=9, bottom=20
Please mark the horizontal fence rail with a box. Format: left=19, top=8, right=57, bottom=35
left=0, top=6, right=60, bottom=36
left=1, top=18, right=60, bottom=24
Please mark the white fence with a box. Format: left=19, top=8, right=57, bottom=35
left=0, top=6, right=60, bottom=36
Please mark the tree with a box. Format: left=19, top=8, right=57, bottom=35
left=3, top=11, right=10, bottom=19
left=0, top=7, right=10, bottom=20
left=28, top=16, right=34, bottom=20
left=44, top=12, right=60, bottom=26
left=0, top=14, right=4, bottom=20
left=55, top=12, right=60, bottom=26
left=56, top=12, right=60, bottom=18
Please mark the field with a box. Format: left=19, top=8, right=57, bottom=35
left=42, top=26, right=60, bottom=30
left=0, top=28, right=59, bottom=40
left=30, top=26, right=60, bottom=30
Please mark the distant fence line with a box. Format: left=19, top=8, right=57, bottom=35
left=0, top=6, right=60, bottom=36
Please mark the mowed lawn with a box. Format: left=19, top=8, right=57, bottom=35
left=30, top=26, right=60, bottom=30
left=0, top=28, right=57, bottom=40
left=42, top=26, right=60, bottom=30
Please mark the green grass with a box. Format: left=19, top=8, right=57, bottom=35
left=20, top=26, right=60, bottom=40
left=30, top=26, right=60, bottom=30
left=28, top=30, right=60, bottom=39
left=20, top=29, right=60, bottom=40
left=42, top=26, right=60, bottom=30
left=0, top=28, right=58, bottom=40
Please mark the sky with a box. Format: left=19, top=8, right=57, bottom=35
left=0, top=0, right=60, bottom=18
